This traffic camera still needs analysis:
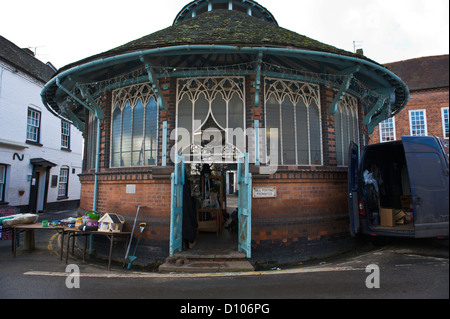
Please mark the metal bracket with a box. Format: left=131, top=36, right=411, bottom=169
left=362, top=88, right=395, bottom=134
left=77, top=85, right=105, bottom=120
left=254, top=51, right=263, bottom=107
left=60, top=101, right=86, bottom=132
left=140, top=56, right=168, bottom=110
left=328, top=65, right=360, bottom=115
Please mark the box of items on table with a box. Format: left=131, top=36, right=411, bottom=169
left=60, top=212, right=125, bottom=232
left=0, top=213, right=38, bottom=227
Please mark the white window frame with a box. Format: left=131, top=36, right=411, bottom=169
left=26, top=107, right=41, bottom=143
left=441, top=107, right=449, bottom=139
left=61, top=120, right=71, bottom=149
left=58, top=167, right=69, bottom=198
left=0, top=164, right=6, bottom=202
left=379, top=117, right=396, bottom=142
left=409, top=109, right=428, bottom=136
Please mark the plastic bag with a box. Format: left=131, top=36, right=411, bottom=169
left=363, top=170, right=379, bottom=193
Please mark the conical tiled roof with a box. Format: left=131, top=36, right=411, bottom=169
left=60, top=9, right=371, bottom=73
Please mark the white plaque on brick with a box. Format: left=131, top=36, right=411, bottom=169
left=252, top=186, right=277, bottom=198
left=126, top=184, right=136, bottom=194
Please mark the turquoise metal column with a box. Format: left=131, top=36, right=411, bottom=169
left=237, top=153, right=252, bottom=258
left=162, top=121, right=167, bottom=166
left=254, top=119, right=260, bottom=166
left=169, top=154, right=185, bottom=256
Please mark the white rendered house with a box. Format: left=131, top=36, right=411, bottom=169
left=0, top=35, right=82, bottom=213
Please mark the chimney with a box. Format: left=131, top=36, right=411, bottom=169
left=22, top=48, right=35, bottom=56
left=356, top=48, right=364, bottom=56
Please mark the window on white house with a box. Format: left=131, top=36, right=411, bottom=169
left=409, top=109, right=427, bottom=136
left=442, top=107, right=449, bottom=139
left=265, top=78, right=322, bottom=166
left=379, top=117, right=396, bottom=142
left=61, top=120, right=71, bottom=149
left=0, top=165, right=6, bottom=202
left=27, top=108, right=41, bottom=143
left=58, top=167, right=69, bottom=198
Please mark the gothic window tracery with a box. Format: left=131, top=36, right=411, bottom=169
left=111, top=83, right=159, bottom=167
left=264, top=78, right=322, bottom=166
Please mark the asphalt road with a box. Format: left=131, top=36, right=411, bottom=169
left=0, top=212, right=448, bottom=309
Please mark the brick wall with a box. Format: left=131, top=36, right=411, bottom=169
left=251, top=170, right=349, bottom=249
left=79, top=173, right=172, bottom=245
left=370, top=87, right=449, bottom=143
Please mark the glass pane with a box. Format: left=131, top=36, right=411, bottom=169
left=178, top=95, right=192, bottom=143
left=145, top=97, right=158, bottom=165
left=111, top=106, right=121, bottom=167
left=211, top=93, right=227, bottom=129
left=335, top=110, right=343, bottom=166
left=132, top=100, right=145, bottom=166
left=309, top=102, right=322, bottom=165
left=342, top=109, right=350, bottom=165
left=194, top=93, right=209, bottom=133
left=281, top=98, right=296, bottom=165
left=121, top=103, right=132, bottom=167
left=228, top=93, right=244, bottom=131
left=266, top=95, right=281, bottom=165
left=296, top=100, right=309, bottom=165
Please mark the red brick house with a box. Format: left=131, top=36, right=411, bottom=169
left=41, top=0, right=409, bottom=264
left=371, top=55, right=449, bottom=144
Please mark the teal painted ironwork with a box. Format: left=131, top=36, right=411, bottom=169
left=169, top=154, right=185, bottom=257
left=162, top=121, right=168, bottom=166
left=42, top=44, right=409, bottom=136
left=328, top=65, right=360, bottom=115
left=237, top=153, right=252, bottom=258
left=254, top=119, right=260, bottom=166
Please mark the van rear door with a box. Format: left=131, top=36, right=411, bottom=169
left=348, top=142, right=360, bottom=236
left=402, top=137, right=449, bottom=238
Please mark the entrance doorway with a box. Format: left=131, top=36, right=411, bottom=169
left=170, top=154, right=252, bottom=258
left=28, top=158, right=56, bottom=213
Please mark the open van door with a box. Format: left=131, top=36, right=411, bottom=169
left=348, top=142, right=360, bottom=236
left=402, top=137, right=449, bottom=238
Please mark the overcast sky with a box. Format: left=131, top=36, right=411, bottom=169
left=1, top=0, right=448, bottom=69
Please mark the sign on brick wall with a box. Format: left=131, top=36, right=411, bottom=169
left=252, top=186, right=277, bottom=198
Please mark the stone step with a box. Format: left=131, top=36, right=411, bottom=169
left=158, top=259, right=254, bottom=273
left=158, top=250, right=254, bottom=273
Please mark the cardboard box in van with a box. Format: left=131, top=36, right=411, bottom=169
left=380, top=208, right=395, bottom=227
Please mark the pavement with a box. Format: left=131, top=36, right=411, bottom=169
left=1, top=209, right=258, bottom=275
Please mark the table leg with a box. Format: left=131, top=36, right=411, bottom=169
left=12, top=228, right=16, bottom=258
left=60, top=230, right=65, bottom=261
left=123, top=235, right=130, bottom=267
left=83, top=234, right=88, bottom=261
left=108, top=234, right=114, bottom=271
left=65, top=232, right=71, bottom=264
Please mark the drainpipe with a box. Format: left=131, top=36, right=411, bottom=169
left=93, top=118, right=101, bottom=212
left=54, top=77, right=102, bottom=253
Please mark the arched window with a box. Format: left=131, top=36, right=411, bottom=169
left=264, top=78, right=322, bottom=166
left=176, top=77, right=245, bottom=161
left=111, top=84, right=159, bottom=167
left=334, top=94, right=359, bottom=166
